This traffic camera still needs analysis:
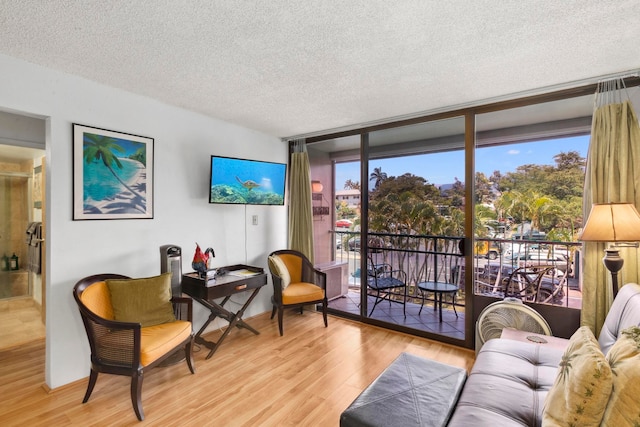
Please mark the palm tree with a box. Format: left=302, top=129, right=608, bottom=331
left=83, top=133, right=144, bottom=201
left=369, top=167, right=387, bottom=190
left=344, top=179, right=360, bottom=190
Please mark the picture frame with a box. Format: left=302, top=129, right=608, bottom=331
left=73, top=123, right=154, bottom=220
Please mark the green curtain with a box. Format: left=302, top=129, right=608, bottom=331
left=582, top=81, right=640, bottom=336
left=288, top=140, right=314, bottom=262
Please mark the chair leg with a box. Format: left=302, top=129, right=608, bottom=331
left=322, top=301, right=328, bottom=327
left=451, top=294, right=458, bottom=318
left=270, top=304, right=277, bottom=319
left=277, top=307, right=284, bottom=336
left=185, top=338, right=196, bottom=374
left=131, top=372, right=145, bottom=421
left=402, top=287, right=407, bottom=317
left=82, top=368, right=99, bottom=403
left=369, top=289, right=382, bottom=316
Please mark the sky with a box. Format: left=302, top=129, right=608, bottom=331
left=335, top=135, right=590, bottom=189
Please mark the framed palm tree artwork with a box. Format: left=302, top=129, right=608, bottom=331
left=73, top=124, right=154, bottom=220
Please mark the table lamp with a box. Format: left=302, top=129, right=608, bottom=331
left=579, top=203, right=640, bottom=296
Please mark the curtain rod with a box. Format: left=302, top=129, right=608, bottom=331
left=597, top=72, right=639, bottom=83
left=283, top=68, right=640, bottom=142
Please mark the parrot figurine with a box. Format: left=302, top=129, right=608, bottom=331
left=192, top=243, right=208, bottom=278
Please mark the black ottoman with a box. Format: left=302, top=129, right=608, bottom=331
left=340, top=352, right=467, bottom=427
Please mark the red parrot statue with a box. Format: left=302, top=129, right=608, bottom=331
left=192, top=243, right=216, bottom=278
left=192, top=243, right=208, bottom=277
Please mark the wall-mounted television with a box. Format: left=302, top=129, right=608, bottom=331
left=209, top=155, right=287, bottom=205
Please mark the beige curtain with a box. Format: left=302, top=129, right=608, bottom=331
left=582, top=79, right=640, bottom=336
left=288, top=139, right=315, bottom=262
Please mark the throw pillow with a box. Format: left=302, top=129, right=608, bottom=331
left=600, top=326, right=640, bottom=427
left=106, top=272, right=176, bottom=328
left=268, top=255, right=291, bottom=290
left=542, top=326, right=613, bottom=427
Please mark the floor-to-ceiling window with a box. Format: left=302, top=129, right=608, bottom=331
left=305, top=82, right=634, bottom=348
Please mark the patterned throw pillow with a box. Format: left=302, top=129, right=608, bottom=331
left=268, top=255, right=291, bottom=289
left=542, top=326, right=613, bottom=427
left=600, top=326, right=640, bottom=427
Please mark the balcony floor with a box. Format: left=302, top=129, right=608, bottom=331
left=328, top=290, right=465, bottom=341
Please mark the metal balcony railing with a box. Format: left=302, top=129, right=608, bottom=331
left=333, top=231, right=582, bottom=309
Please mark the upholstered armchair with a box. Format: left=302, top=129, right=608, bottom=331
left=267, top=250, right=328, bottom=336
left=73, top=273, right=195, bottom=421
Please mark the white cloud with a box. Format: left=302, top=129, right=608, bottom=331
left=507, top=149, right=520, bottom=155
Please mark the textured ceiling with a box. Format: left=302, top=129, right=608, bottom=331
left=1, top=1, right=639, bottom=138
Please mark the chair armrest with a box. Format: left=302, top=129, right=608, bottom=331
left=310, top=268, right=327, bottom=290
left=171, top=296, right=193, bottom=322
left=390, top=269, right=407, bottom=283
left=300, top=261, right=327, bottom=290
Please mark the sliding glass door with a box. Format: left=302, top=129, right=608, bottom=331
left=306, top=83, right=606, bottom=348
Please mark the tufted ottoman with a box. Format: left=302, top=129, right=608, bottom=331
left=340, top=352, right=467, bottom=427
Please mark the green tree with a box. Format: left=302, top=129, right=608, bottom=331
left=475, top=172, right=493, bottom=204
left=369, top=167, right=387, bottom=190
left=336, top=200, right=357, bottom=219
left=443, top=178, right=465, bottom=207
left=344, top=179, right=360, bottom=190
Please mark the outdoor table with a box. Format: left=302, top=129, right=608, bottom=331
left=417, top=281, right=458, bottom=322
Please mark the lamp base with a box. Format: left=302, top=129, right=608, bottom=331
left=603, top=249, right=624, bottom=297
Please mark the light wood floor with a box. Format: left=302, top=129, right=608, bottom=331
left=0, top=297, right=45, bottom=350
left=0, top=310, right=475, bottom=426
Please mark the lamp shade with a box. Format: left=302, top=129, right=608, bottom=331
left=579, top=203, right=640, bottom=242
left=311, top=180, right=323, bottom=193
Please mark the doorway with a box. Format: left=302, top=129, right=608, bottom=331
left=0, top=110, right=46, bottom=350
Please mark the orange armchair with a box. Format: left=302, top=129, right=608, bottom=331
left=73, top=273, right=195, bottom=421
left=267, top=250, right=328, bottom=336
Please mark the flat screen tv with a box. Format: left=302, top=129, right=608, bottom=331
left=209, top=155, right=287, bottom=205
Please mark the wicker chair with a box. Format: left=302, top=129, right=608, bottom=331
left=267, top=250, right=328, bottom=336
left=73, top=273, right=195, bottom=421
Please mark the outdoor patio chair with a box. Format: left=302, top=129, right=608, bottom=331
left=537, top=270, right=567, bottom=304
left=366, top=256, right=407, bottom=317
left=501, top=265, right=557, bottom=302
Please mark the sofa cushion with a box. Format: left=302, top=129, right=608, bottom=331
left=448, top=338, right=564, bottom=426
left=106, top=273, right=176, bottom=328
left=268, top=255, right=291, bottom=289
left=542, top=326, right=612, bottom=427
left=601, top=326, right=640, bottom=427
left=598, top=283, right=640, bottom=355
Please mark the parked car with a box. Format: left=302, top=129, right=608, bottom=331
left=475, top=240, right=502, bottom=260
left=507, top=252, right=570, bottom=275
left=336, top=219, right=353, bottom=228
left=347, top=236, right=389, bottom=252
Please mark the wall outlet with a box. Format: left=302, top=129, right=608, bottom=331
left=252, top=215, right=258, bottom=225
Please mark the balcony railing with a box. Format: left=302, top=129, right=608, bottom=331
left=333, top=231, right=582, bottom=309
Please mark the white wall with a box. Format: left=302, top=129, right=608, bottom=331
left=0, top=53, right=288, bottom=389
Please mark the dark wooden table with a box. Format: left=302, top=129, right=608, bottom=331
left=181, top=265, right=267, bottom=359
